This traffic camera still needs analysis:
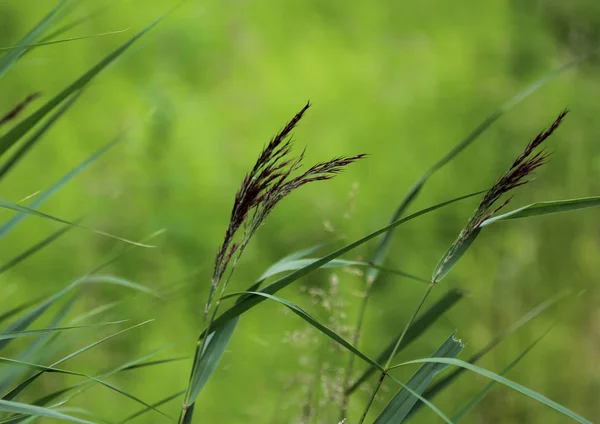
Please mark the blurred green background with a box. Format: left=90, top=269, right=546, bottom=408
left=1, top=0, right=599, bottom=422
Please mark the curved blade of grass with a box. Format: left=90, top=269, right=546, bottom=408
left=0, top=357, right=169, bottom=419
left=33, top=341, right=183, bottom=410
left=367, top=55, right=588, bottom=282
left=208, top=190, right=484, bottom=335
left=120, top=357, right=188, bottom=373
left=0, top=287, right=74, bottom=351
left=3, top=320, right=153, bottom=402
left=0, top=1, right=66, bottom=80
left=391, top=357, right=591, bottom=424
left=0, top=321, right=126, bottom=341
left=228, top=291, right=383, bottom=371
left=0, top=91, right=83, bottom=181
left=0, top=29, right=130, bottom=51
left=0, top=12, right=164, bottom=157
left=184, top=318, right=238, bottom=409
left=0, top=225, right=75, bottom=275
left=1, top=274, right=157, bottom=353
left=68, top=302, right=120, bottom=325
left=374, top=333, right=463, bottom=424
left=260, top=258, right=427, bottom=285
left=74, top=275, right=161, bottom=298
left=0, top=134, right=123, bottom=240
left=347, top=288, right=465, bottom=395
left=451, top=326, right=553, bottom=422
left=408, top=291, right=569, bottom=418
left=0, top=294, right=77, bottom=395
left=120, top=390, right=185, bottom=424
left=481, top=196, right=600, bottom=226
left=0, top=199, right=153, bottom=247
left=0, top=399, right=92, bottom=424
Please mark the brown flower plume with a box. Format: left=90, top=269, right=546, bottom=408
left=206, top=102, right=366, bottom=315
left=433, top=109, right=568, bottom=282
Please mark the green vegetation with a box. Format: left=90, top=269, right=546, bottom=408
left=1, top=1, right=600, bottom=423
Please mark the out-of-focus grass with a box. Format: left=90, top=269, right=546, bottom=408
left=1, top=1, right=600, bottom=422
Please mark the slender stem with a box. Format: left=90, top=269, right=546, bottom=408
left=357, top=282, right=435, bottom=424
left=339, top=279, right=374, bottom=420
left=179, top=245, right=248, bottom=424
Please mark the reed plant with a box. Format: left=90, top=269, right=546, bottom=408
left=0, top=3, right=598, bottom=424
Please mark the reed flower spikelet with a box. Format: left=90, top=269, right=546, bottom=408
left=205, top=102, right=366, bottom=316
left=433, top=109, right=568, bottom=282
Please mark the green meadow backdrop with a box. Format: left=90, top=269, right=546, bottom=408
left=1, top=0, right=599, bottom=422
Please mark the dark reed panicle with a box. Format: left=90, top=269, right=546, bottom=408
left=433, top=109, right=568, bottom=282
left=205, top=102, right=366, bottom=316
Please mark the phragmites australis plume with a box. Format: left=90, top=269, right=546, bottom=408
left=205, top=102, right=366, bottom=316
left=433, top=109, right=568, bottom=283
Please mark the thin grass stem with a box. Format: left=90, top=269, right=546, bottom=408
left=357, top=281, right=435, bottom=424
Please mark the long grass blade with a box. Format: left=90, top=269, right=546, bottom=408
left=391, top=357, right=591, bottom=424
left=481, top=196, right=600, bottom=226
left=230, top=291, right=383, bottom=370
left=0, top=294, right=78, bottom=394
left=260, top=258, right=427, bottom=285
left=0, top=357, right=169, bottom=419
left=3, top=320, right=153, bottom=402
left=0, top=134, right=123, bottom=240
left=0, top=91, right=83, bottom=181
left=0, top=297, right=46, bottom=326
left=347, top=289, right=465, bottom=394
left=0, top=29, right=130, bottom=51
left=0, top=1, right=66, bottom=79
left=0, top=198, right=153, bottom=247
left=451, top=326, right=553, bottom=422
left=408, top=291, right=569, bottom=417
left=120, top=390, right=185, bottom=424
left=0, top=225, right=74, bottom=275
left=374, top=333, right=463, bottom=424
left=0, top=321, right=125, bottom=341
left=184, top=319, right=238, bottom=411
left=0, top=399, right=92, bottom=424
left=32, top=342, right=183, bottom=410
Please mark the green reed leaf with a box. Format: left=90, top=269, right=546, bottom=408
left=0, top=198, right=153, bottom=247
left=0, top=399, right=92, bottom=424
left=481, top=196, right=600, bottom=226
left=408, top=291, right=568, bottom=418
left=0, top=91, right=83, bottom=181
left=0, top=321, right=125, bottom=341
left=374, top=333, right=463, bottom=424
left=0, top=1, right=66, bottom=79
left=391, top=358, right=591, bottom=424
left=347, top=289, right=465, bottom=394
left=4, top=320, right=153, bottom=402
left=0, top=357, right=168, bottom=419
left=0, top=134, right=123, bottom=240
left=451, top=326, right=553, bottom=422
left=0, top=225, right=74, bottom=275
left=0, top=29, right=130, bottom=51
